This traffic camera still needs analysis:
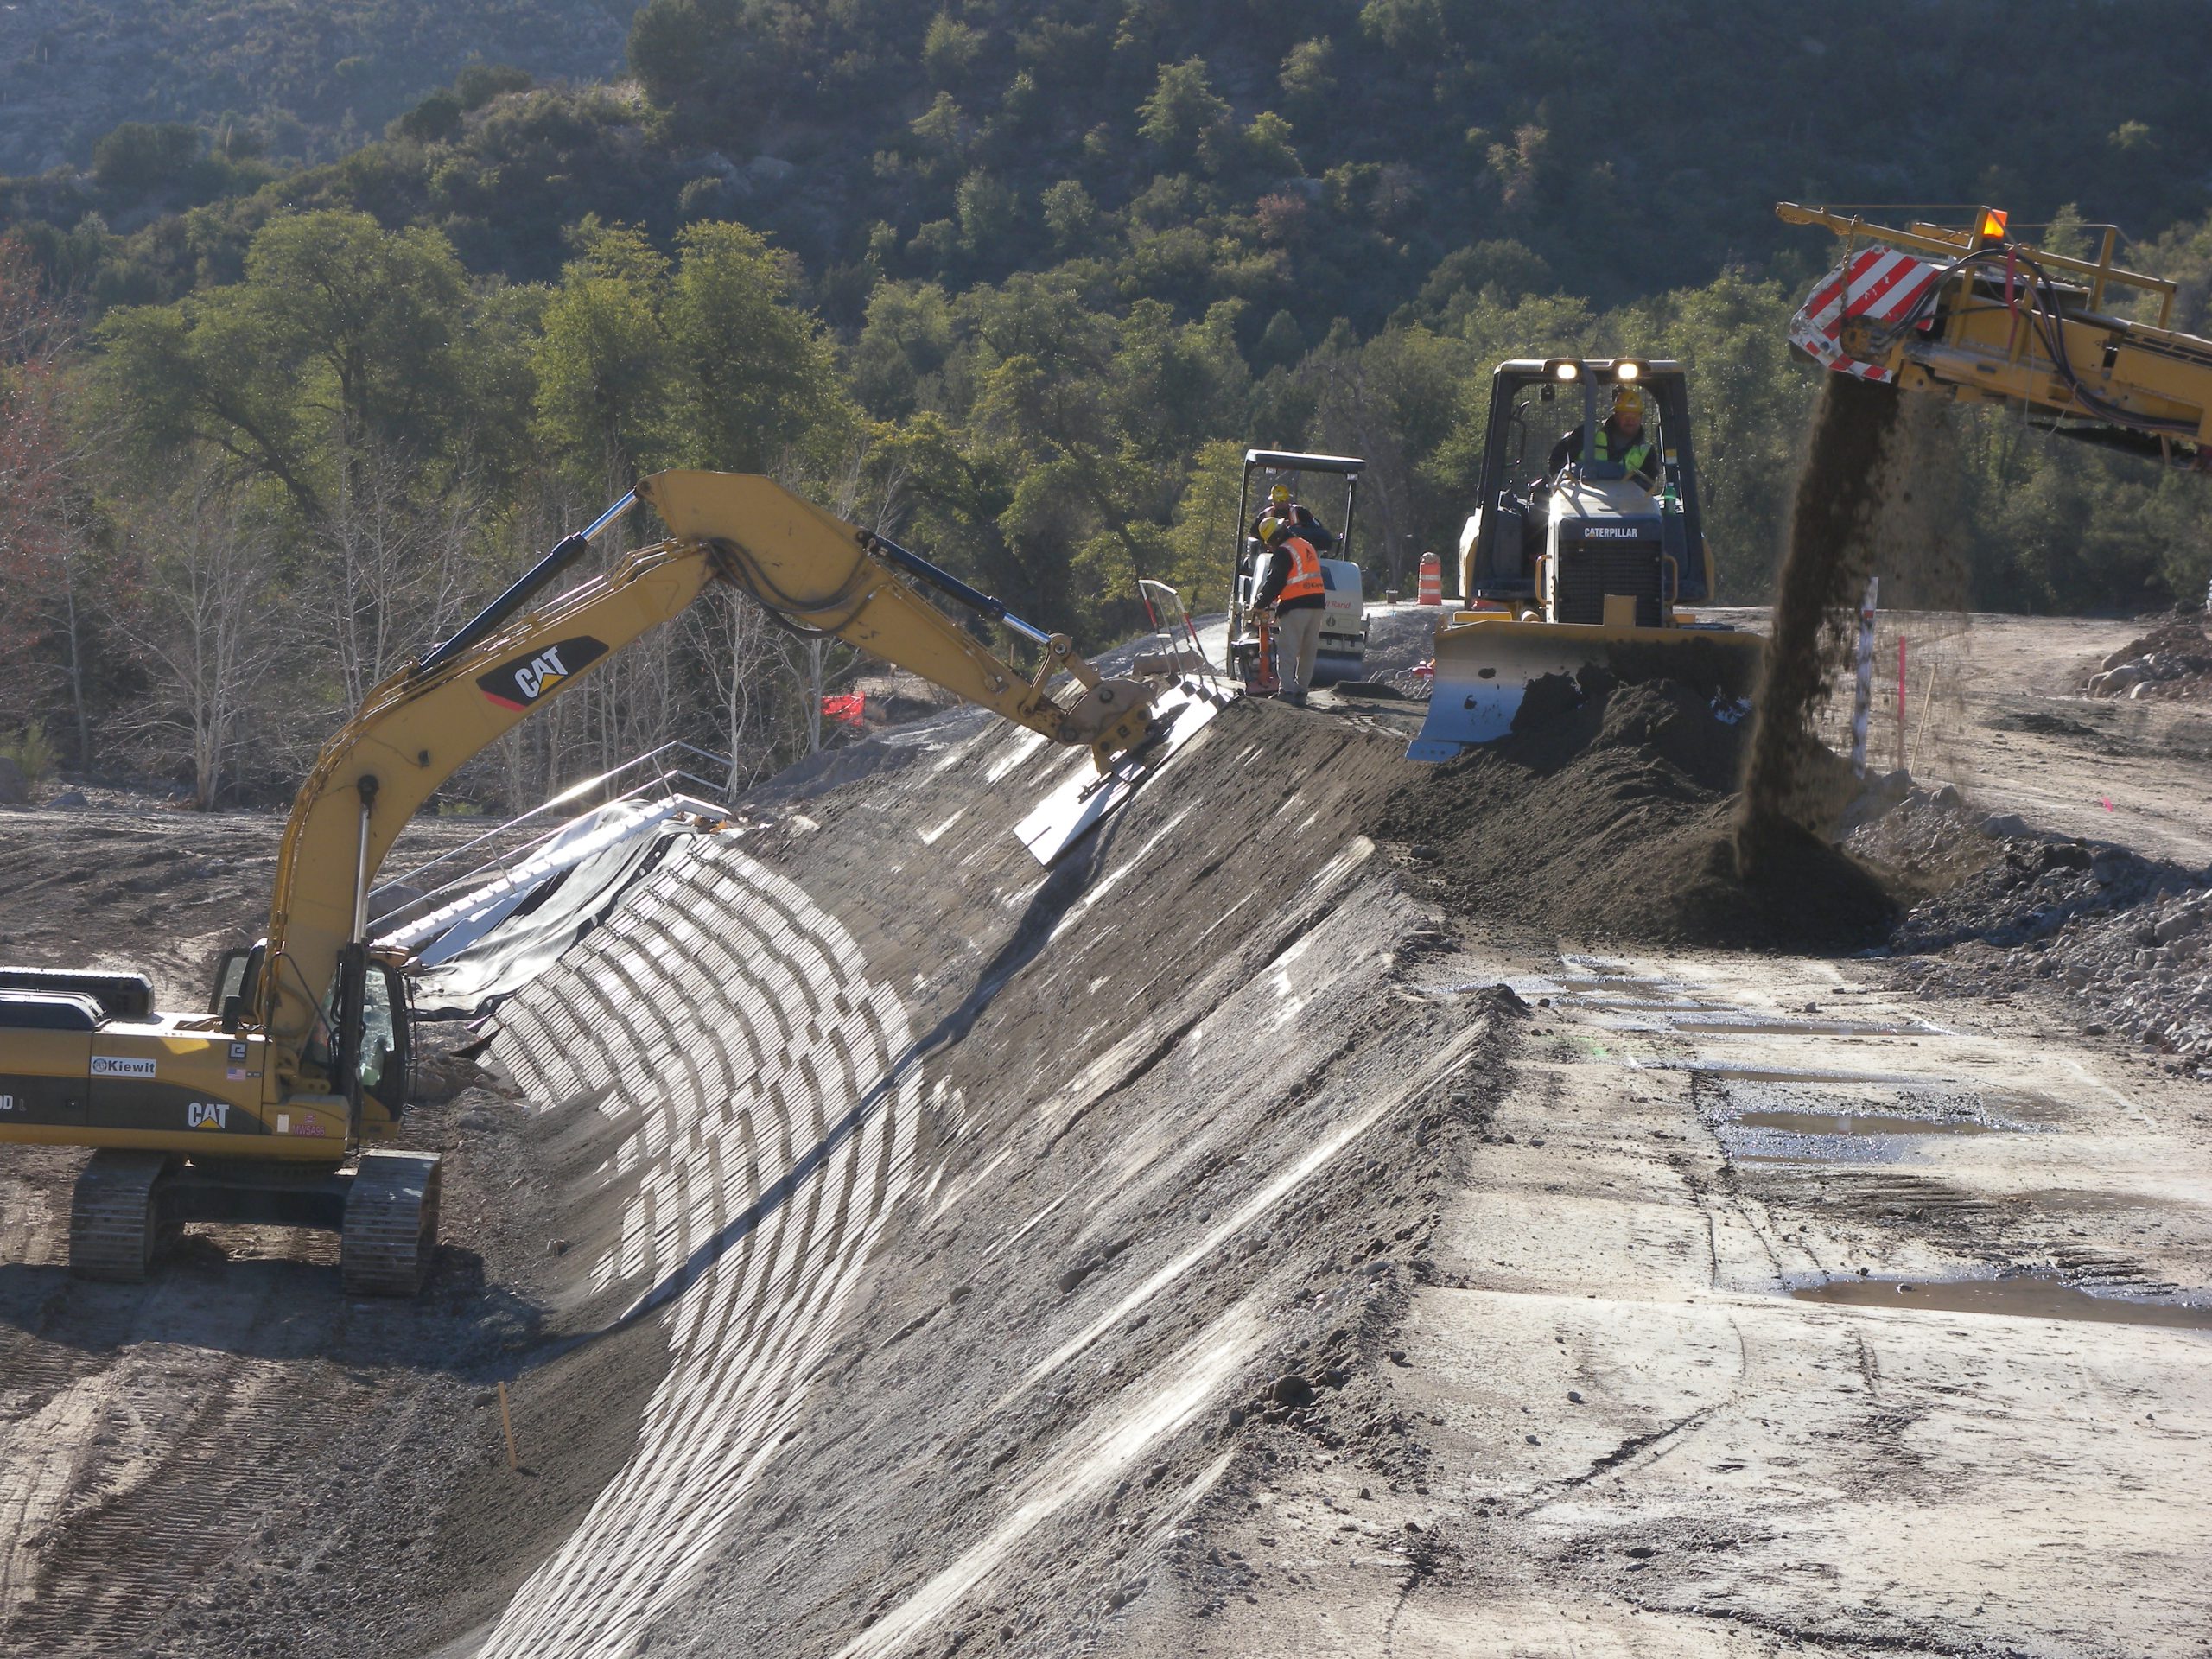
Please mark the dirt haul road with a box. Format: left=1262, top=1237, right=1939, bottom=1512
left=0, top=611, right=2208, bottom=1659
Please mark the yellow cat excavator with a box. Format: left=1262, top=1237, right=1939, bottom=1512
left=0, top=472, right=1192, bottom=1294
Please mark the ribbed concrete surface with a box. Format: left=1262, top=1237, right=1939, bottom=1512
left=482, top=837, right=918, bottom=1658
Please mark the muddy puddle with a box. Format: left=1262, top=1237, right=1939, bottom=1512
left=1737, top=1109, right=1999, bottom=1138
left=1792, top=1272, right=2212, bottom=1332
left=1632, top=1058, right=1927, bottom=1086
left=1601, top=1014, right=1939, bottom=1037
left=1713, top=1084, right=2023, bottom=1164
left=1721, top=1109, right=2004, bottom=1165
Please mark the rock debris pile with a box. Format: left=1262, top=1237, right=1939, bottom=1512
left=1876, top=799, right=2212, bottom=1071
left=2084, top=615, right=2212, bottom=702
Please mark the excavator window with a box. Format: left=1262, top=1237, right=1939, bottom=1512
left=211, top=944, right=264, bottom=1027
left=297, top=957, right=409, bottom=1120
left=359, top=970, right=396, bottom=1103
left=361, top=963, right=411, bottom=1120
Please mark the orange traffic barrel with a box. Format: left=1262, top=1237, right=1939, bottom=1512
left=1417, top=551, right=1442, bottom=605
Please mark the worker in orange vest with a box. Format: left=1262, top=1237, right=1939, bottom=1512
left=1253, top=517, right=1327, bottom=706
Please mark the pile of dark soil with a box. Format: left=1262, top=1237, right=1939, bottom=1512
left=1370, top=671, right=1899, bottom=950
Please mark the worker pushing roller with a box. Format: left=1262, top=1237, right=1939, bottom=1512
left=1251, top=515, right=1330, bottom=706
left=0, top=473, right=1208, bottom=1294
left=1225, top=450, right=1371, bottom=691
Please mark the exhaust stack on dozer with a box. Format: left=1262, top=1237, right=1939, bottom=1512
left=1408, top=358, right=1763, bottom=760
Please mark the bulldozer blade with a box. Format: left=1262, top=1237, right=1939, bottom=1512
left=1016, top=678, right=1230, bottom=865
left=1408, top=617, right=1764, bottom=763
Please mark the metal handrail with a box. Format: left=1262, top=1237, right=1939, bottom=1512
left=373, top=740, right=731, bottom=906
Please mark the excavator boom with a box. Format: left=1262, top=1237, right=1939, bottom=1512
left=1, top=471, right=1192, bottom=1289
left=261, top=470, right=1165, bottom=1095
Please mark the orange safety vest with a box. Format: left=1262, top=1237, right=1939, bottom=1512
left=1276, top=536, right=1325, bottom=604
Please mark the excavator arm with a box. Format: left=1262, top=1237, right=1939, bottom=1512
left=258, top=470, right=1164, bottom=1095
left=1778, top=201, right=2212, bottom=467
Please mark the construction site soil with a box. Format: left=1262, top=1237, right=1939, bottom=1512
left=1371, top=674, right=1895, bottom=951
left=3, top=607, right=2210, bottom=1659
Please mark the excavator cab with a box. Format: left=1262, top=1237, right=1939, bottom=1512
left=211, top=939, right=410, bottom=1128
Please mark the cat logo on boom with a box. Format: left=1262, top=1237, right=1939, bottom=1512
left=477, top=636, right=609, bottom=711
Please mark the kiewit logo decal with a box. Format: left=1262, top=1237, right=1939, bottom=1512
left=91, top=1056, right=157, bottom=1079
left=187, top=1101, right=232, bottom=1130
left=477, top=636, right=608, bottom=710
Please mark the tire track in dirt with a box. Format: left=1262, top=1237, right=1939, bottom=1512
left=481, top=839, right=919, bottom=1658
left=0, top=1245, right=346, bottom=1654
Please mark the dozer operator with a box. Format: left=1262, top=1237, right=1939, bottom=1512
left=1548, top=384, right=1661, bottom=491
left=1408, top=359, right=1764, bottom=760
left=0, top=472, right=1189, bottom=1295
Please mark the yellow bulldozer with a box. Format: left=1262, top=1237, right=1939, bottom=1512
left=1408, top=358, right=1764, bottom=760
left=0, top=473, right=1205, bottom=1293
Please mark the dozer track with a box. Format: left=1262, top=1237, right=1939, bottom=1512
left=69, top=1149, right=181, bottom=1283
left=340, top=1149, right=442, bottom=1296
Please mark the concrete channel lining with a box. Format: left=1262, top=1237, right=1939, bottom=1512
left=483, top=838, right=921, bottom=1657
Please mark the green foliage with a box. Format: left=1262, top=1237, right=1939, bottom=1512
left=922, top=15, right=987, bottom=89
left=0, top=3, right=624, bottom=179
left=454, top=65, right=535, bottom=111
left=9, top=0, right=2212, bottom=807
left=1039, top=180, right=1097, bottom=252
left=391, top=91, right=467, bottom=147
left=531, top=218, right=855, bottom=487
left=1135, top=60, right=1229, bottom=160
left=0, top=721, right=58, bottom=788
left=96, top=210, right=486, bottom=520
left=92, top=124, right=203, bottom=192
left=1279, top=39, right=1334, bottom=105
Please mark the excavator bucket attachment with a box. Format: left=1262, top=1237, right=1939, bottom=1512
left=1408, top=615, right=1764, bottom=762
left=1016, top=678, right=1231, bottom=865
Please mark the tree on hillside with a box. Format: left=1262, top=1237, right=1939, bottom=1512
left=107, top=466, right=287, bottom=808
left=1137, top=60, right=1230, bottom=163
left=532, top=219, right=856, bottom=488
left=95, top=210, right=485, bottom=524
left=0, top=234, right=92, bottom=751
left=667, top=221, right=855, bottom=473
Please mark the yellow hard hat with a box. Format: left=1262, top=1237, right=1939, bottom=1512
left=1268, top=483, right=1291, bottom=505
left=1258, top=516, right=1287, bottom=545
left=1611, top=385, right=1649, bottom=420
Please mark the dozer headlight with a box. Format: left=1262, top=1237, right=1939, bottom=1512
left=1614, top=360, right=1640, bottom=381
left=1552, top=361, right=1580, bottom=381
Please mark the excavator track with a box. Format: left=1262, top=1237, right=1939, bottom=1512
left=340, top=1149, right=442, bottom=1296
left=67, top=1150, right=179, bottom=1283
